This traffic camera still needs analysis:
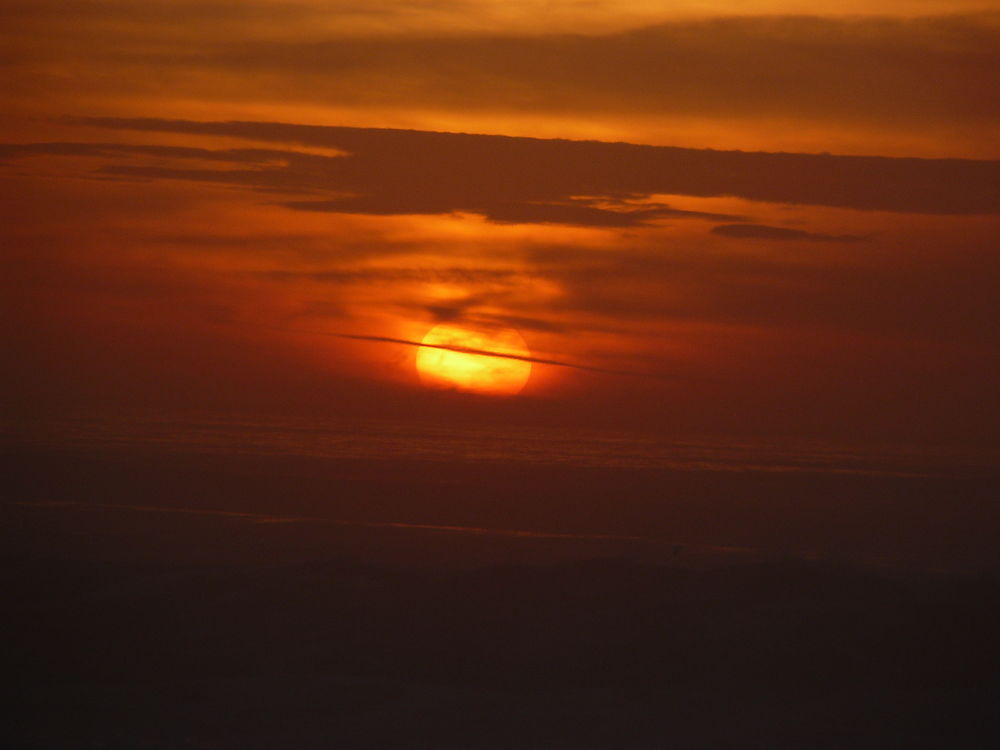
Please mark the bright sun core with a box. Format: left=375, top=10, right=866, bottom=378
left=416, top=324, right=532, bottom=396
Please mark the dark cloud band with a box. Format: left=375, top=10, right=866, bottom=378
left=64, top=118, right=1000, bottom=216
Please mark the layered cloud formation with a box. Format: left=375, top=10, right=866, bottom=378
left=2, top=2, right=998, bottom=443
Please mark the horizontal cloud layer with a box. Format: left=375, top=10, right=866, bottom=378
left=28, top=118, right=1000, bottom=221
left=7, top=11, right=999, bottom=136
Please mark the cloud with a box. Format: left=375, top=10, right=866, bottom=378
left=5, top=123, right=998, bottom=337
left=533, top=235, right=1000, bottom=347
left=458, top=312, right=568, bottom=334
left=50, top=118, right=1000, bottom=216
left=284, top=197, right=742, bottom=227
left=0, top=141, right=297, bottom=164
left=10, top=12, right=999, bottom=138
left=256, top=268, right=525, bottom=284
left=711, top=224, right=863, bottom=242
left=5, top=130, right=998, bottom=443
left=212, top=14, right=999, bottom=127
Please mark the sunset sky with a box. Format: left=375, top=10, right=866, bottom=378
left=3, top=0, right=999, bottom=446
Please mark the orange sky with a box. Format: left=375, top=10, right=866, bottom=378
left=2, top=1, right=999, bottom=445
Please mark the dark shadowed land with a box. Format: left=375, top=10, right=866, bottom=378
left=6, top=554, right=1000, bottom=749
left=4, top=419, right=1000, bottom=748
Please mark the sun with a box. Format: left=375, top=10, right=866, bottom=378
left=416, top=324, right=532, bottom=395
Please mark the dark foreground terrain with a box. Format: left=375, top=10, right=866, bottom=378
left=4, top=437, right=1000, bottom=747
left=6, top=555, right=1000, bottom=749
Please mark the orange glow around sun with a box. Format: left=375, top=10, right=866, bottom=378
left=416, top=324, right=532, bottom=395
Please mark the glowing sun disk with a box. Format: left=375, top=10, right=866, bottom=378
left=416, top=324, right=531, bottom=395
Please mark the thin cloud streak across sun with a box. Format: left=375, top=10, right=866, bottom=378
left=330, top=331, right=668, bottom=380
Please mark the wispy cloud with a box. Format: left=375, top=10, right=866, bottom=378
left=711, top=224, right=864, bottom=243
